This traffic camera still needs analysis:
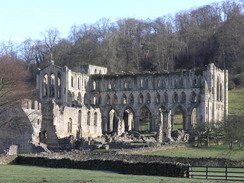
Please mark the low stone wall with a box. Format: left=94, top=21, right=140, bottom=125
left=0, top=155, right=17, bottom=165
left=34, top=151, right=243, bottom=167
left=16, top=156, right=189, bottom=177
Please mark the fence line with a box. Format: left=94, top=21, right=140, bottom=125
left=189, top=166, right=244, bottom=181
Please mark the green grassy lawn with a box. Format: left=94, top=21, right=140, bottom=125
left=228, top=88, right=244, bottom=115
left=1, top=165, right=243, bottom=183
left=142, top=145, right=244, bottom=160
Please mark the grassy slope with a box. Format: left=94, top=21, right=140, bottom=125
left=1, top=165, right=243, bottom=183
left=228, top=88, right=244, bottom=115
left=142, top=145, right=244, bottom=160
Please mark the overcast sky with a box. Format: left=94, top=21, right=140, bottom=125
left=0, top=0, right=224, bottom=43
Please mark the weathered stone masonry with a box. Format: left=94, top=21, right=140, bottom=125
left=22, top=61, right=228, bottom=150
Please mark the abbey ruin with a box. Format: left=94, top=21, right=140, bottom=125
left=20, top=61, right=228, bottom=151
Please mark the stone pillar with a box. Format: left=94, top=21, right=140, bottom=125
left=134, top=116, right=140, bottom=131
left=102, top=116, right=108, bottom=132
left=47, top=74, right=51, bottom=98
left=151, top=115, right=157, bottom=131
left=156, top=111, right=163, bottom=143
left=54, top=73, right=58, bottom=99
left=164, top=111, right=172, bottom=141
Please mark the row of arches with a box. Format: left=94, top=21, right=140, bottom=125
left=104, top=91, right=198, bottom=106
left=43, top=73, right=61, bottom=99
left=94, top=74, right=202, bottom=91
left=105, top=104, right=198, bottom=133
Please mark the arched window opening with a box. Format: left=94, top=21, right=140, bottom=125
left=174, top=78, right=178, bottom=88
left=108, top=81, right=112, bottom=90
left=84, top=93, right=88, bottom=105
left=92, top=80, right=96, bottom=90
left=78, top=77, right=80, bottom=89
left=94, top=112, right=98, bottom=126
left=173, top=92, right=178, bottom=103
left=139, top=106, right=151, bottom=131
left=122, top=94, right=127, bottom=104
left=191, top=91, right=197, bottom=103
left=50, top=74, right=55, bottom=97
left=124, top=80, right=128, bottom=89
left=113, top=94, right=118, bottom=104
left=191, top=108, right=197, bottom=128
left=57, top=73, right=61, bottom=98
left=129, top=93, right=134, bottom=104
left=43, top=74, right=48, bottom=97
left=112, top=80, right=117, bottom=89
left=157, top=79, right=161, bottom=88
left=163, top=92, right=168, bottom=103
left=146, top=93, right=151, bottom=104
left=180, top=77, right=184, bottom=88
left=26, top=101, right=29, bottom=109
left=108, top=109, right=118, bottom=132
left=78, top=92, right=82, bottom=104
left=173, top=106, right=185, bottom=130
left=139, top=93, right=144, bottom=104
left=156, top=93, right=160, bottom=104
left=71, top=76, right=74, bottom=87
left=123, top=108, right=134, bottom=131
left=31, top=101, right=35, bottom=109
left=106, top=95, right=111, bottom=105
left=140, top=78, right=144, bottom=88
left=78, top=110, right=82, bottom=129
left=72, top=92, right=75, bottom=102
left=87, top=111, right=91, bottom=125
left=181, top=92, right=186, bottom=103
left=220, top=84, right=223, bottom=101
left=68, top=118, right=72, bottom=133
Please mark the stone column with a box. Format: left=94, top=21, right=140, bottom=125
left=156, top=111, right=163, bottom=143
left=47, top=74, right=51, bottom=98
left=151, top=115, right=157, bottom=131
left=134, top=116, right=140, bottom=131
left=164, top=111, right=172, bottom=141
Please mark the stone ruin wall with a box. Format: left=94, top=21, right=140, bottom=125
left=19, top=62, right=228, bottom=150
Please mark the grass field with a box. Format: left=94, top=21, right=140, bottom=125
left=1, top=165, right=244, bottom=183
left=228, top=88, right=244, bottom=115
left=142, top=145, right=244, bottom=160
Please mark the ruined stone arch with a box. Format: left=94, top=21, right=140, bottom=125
left=138, top=105, right=152, bottom=131
left=106, top=107, right=119, bottom=132
left=122, top=106, right=135, bottom=132
left=189, top=104, right=198, bottom=128
left=171, top=104, right=188, bottom=130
